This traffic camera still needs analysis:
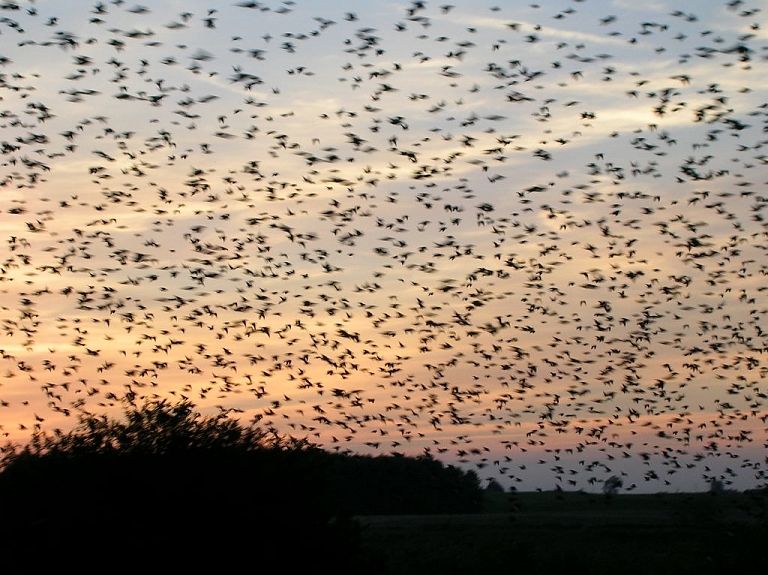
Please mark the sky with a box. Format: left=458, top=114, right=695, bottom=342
left=0, top=0, right=766, bottom=493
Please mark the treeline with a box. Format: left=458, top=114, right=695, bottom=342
left=0, top=398, right=481, bottom=571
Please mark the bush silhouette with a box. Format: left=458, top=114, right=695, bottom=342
left=0, top=398, right=343, bottom=569
left=0, top=397, right=481, bottom=571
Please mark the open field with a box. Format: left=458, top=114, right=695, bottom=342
left=355, top=490, right=767, bottom=575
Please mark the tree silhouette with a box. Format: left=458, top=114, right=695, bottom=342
left=0, top=396, right=480, bottom=572
left=0, top=398, right=348, bottom=569
left=602, top=475, right=624, bottom=496
left=485, top=478, right=505, bottom=493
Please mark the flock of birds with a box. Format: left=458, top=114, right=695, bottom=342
left=0, top=0, right=766, bottom=493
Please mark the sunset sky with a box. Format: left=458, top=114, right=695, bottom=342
left=0, top=0, right=766, bottom=493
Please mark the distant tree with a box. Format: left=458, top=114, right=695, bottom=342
left=602, top=475, right=623, bottom=496
left=485, top=478, right=505, bottom=493
left=329, top=451, right=482, bottom=515
left=709, top=477, right=726, bottom=493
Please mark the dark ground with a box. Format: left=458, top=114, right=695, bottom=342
left=355, top=490, right=767, bottom=575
